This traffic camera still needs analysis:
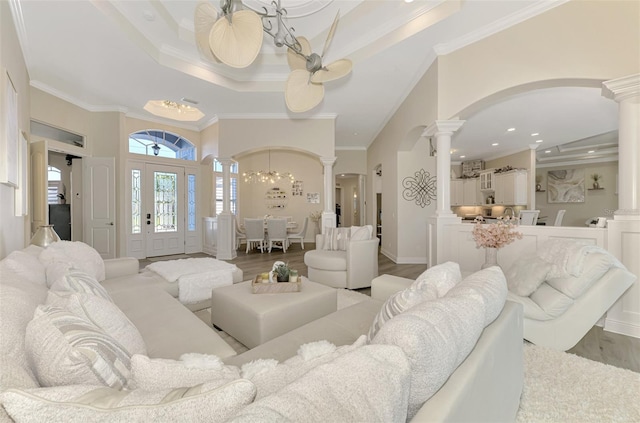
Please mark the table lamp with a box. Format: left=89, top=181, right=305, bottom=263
left=30, top=225, right=61, bottom=248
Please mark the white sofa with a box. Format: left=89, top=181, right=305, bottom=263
left=304, top=226, right=380, bottom=289
left=1, top=242, right=523, bottom=422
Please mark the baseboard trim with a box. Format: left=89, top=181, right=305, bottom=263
left=380, top=248, right=397, bottom=263
left=394, top=256, right=428, bottom=264
left=604, top=318, right=640, bottom=339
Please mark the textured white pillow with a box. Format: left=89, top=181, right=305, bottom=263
left=130, top=354, right=240, bottom=391
left=229, top=345, right=410, bottom=423
left=243, top=336, right=367, bottom=400
left=546, top=252, right=614, bottom=299
left=505, top=255, right=553, bottom=297
left=411, top=261, right=462, bottom=298
left=322, top=227, right=351, bottom=251
left=49, top=268, right=112, bottom=302
left=367, top=288, right=430, bottom=341
left=46, top=292, right=146, bottom=356
left=371, top=296, right=487, bottom=419
left=350, top=225, right=372, bottom=241
left=445, top=266, right=508, bottom=326
left=529, top=283, right=574, bottom=318
left=25, top=305, right=132, bottom=389
left=1, top=250, right=46, bottom=286
left=39, top=241, right=105, bottom=282
left=1, top=379, right=256, bottom=423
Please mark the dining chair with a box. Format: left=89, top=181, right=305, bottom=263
left=267, top=218, right=288, bottom=253
left=235, top=217, right=246, bottom=250
left=286, top=217, right=309, bottom=250
left=244, top=218, right=266, bottom=253
left=518, top=210, right=540, bottom=226
left=552, top=209, right=566, bottom=226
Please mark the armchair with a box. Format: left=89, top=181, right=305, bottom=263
left=304, top=226, right=379, bottom=289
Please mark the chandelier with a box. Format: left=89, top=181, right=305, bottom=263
left=242, top=150, right=295, bottom=184
left=143, top=100, right=205, bottom=122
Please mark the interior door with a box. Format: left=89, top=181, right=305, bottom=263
left=145, top=163, right=185, bottom=257
left=83, top=157, right=116, bottom=258
left=30, top=140, right=48, bottom=234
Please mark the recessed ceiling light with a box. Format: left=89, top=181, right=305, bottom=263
left=404, top=0, right=415, bottom=3
left=507, top=128, right=516, bottom=132
left=460, top=155, right=466, bottom=159
left=545, top=150, right=551, bottom=153
left=588, top=150, right=595, bottom=153
left=353, top=132, right=358, bottom=136
left=535, top=139, right=543, bottom=143
left=492, top=143, right=499, bottom=146
left=143, top=10, right=156, bottom=21
left=531, top=133, right=539, bottom=136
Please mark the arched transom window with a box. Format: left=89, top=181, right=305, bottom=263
left=129, top=130, right=196, bottom=161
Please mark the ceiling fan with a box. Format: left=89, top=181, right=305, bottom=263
left=194, top=0, right=352, bottom=113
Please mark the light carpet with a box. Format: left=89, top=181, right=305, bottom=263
left=517, top=343, right=640, bottom=422
left=196, top=290, right=640, bottom=422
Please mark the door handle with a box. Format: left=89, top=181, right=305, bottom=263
left=106, top=222, right=114, bottom=226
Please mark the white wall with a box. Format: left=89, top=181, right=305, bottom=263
left=396, top=139, right=435, bottom=263
left=0, top=1, right=31, bottom=258
left=237, top=150, right=323, bottom=242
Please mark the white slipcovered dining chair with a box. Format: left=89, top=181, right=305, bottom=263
left=235, top=217, right=246, bottom=250
left=267, top=218, right=288, bottom=253
left=286, top=217, right=309, bottom=250
left=244, top=218, right=266, bottom=253
left=552, top=209, right=566, bottom=226
left=518, top=210, right=540, bottom=226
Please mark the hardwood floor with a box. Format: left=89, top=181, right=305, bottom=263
left=140, top=245, right=639, bottom=373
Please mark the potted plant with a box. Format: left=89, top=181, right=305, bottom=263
left=591, top=174, right=602, bottom=189
left=273, top=261, right=291, bottom=282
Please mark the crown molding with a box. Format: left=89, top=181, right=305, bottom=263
left=8, top=0, right=31, bottom=69
left=335, top=146, right=367, bottom=151
left=30, top=81, right=128, bottom=113
left=217, top=113, right=337, bottom=120
left=124, top=111, right=201, bottom=132
left=602, top=74, right=640, bottom=102
left=535, top=156, right=618, bottom=168
left=433, top=0, right=569, bottom=55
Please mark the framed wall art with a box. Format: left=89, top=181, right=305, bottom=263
left=1, top=70, right=19, bottom=187
left=547, top=169, right=585, bottom=203
left=292, top=180, right=303, bottom=196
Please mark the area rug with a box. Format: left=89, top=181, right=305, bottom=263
left=147, top=254, right=191, bottom=262
left=516, top=343, right=640, bottom=422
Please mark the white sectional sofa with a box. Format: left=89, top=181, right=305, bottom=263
left=1, top=241, right=523, bottom=422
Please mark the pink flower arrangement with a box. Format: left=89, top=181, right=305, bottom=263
left=472, top=216, right=523, bottom=249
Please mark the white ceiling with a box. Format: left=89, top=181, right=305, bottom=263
left=10, top=0, right=618, bottom=162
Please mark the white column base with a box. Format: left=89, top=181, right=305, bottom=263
left=216, top=213, right=237, bottom=261
left=321, top=212, right=336, bottom=234
left=427, top=214, right=462, bottom=267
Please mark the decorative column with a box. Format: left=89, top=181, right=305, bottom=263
left=320, top=156, right=337, bottom=232
left=528, top=144, right=539, bottom=210
left=602, top=74, right=640, bottom=338
left=423, top=120, right=464, bottom=266
left=215, top=157, right=237, bottom=260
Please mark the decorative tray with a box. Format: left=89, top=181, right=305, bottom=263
left=252, top=274, right=301, bottom=294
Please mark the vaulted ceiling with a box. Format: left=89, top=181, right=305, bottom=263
left=11, top=0, right=618, bottom=163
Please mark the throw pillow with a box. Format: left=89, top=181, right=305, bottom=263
left=130, top=354, right=240, bottom=391
left=367, top=287, right=430, bottom=341
left=371, top=296, right=486, bottom=420
left=411, top=261, right=462, bottom=299
left=505, top=255, right=553, bottom=297
left=546, top=252, right=615, bottom=299
left=229, top=345, right=410, bottom=423
left=350, top=225, right=372, bottom=241
left=39, top=241, right=105, bottom=282
left=0, top=379, right=256, bottom=423
left=1, top=250, right=46, bottom=286
left=49, top=268, right=112, bottom=302
left=46, top=292, right=146, bottom=356
left=322, top=227, right=351, bottom=251
left=25, top=305, right=132, bottom=389
left=445, top=266, right=507, bottom=326
left=242, top=336, right=367, bottom=400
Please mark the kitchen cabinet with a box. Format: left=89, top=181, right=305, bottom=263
left=451, top=179, right=464, bottom=206
left=494, top=170, right=528, bottom=205
left=463, top=178, right=480, bottom=205
left=479, top=171, right=495, bottom=191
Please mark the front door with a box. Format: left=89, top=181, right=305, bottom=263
left=145, top=163, right=185, bottom=257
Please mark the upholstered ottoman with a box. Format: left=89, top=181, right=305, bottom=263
left=210, top=277, right=338, bottom=349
